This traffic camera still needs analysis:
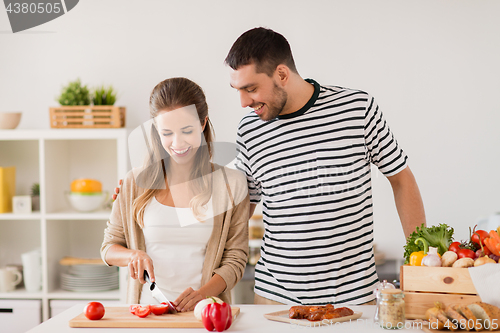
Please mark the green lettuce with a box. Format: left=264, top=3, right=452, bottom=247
left=403, top=223, right=454, bottom=264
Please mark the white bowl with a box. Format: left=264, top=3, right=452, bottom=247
left=0, top=112, right=22, bottom=129
left=66, top=192, right=108, bottom=212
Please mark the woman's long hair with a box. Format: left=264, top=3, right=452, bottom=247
left=133, top=77, right=215, bottom=227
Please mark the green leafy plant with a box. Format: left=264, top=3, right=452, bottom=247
left=57, top=79, right=91, bottom=106
left=31, top=183, right=40, bottom=196
left=92, top=85, right=117, bottom=105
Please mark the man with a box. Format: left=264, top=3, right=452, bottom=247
left=225, top=27, right=425, bottom=305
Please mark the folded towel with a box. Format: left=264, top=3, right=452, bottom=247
left=468, top=264, right=500, bottom=307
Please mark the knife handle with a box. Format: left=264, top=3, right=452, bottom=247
left=143, top=270, right=154, bottom=288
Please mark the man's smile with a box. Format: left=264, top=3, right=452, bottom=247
left=253, top=103, right=264, bottom=115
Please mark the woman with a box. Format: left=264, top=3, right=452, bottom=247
left=101, top=77, right=249, bottom=312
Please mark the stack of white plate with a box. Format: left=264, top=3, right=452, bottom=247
left=61, top=265, right=118, bottom=292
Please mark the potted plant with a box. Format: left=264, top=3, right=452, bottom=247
left=57, top=78, right=90, bottom=106
left=92, top=85, right=117, bottom=106
left=49, top=79, right=125, bottom=128
left=31, top=183, right=40, bottom=211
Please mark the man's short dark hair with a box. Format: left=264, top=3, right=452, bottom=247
left=224, top=27, right=298, bottom=77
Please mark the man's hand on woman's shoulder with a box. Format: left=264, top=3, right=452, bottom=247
left=112, top=179, right=123, bottom=201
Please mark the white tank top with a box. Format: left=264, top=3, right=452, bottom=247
left=140, top=196, right=214, bottom=304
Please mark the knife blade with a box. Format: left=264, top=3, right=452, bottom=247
left=143, top=271, right=177, bottom=313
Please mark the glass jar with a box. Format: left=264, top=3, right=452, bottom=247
left=375, top=289, right=405, bottom=329
left=373, top=279, right=395, bottom=323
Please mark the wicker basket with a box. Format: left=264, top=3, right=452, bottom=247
left=49, top=106, right=126, bottom=128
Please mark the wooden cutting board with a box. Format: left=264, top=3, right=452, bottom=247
left=264, top=310, right=362, bottom=327
left=69, top=306, right=240, bottom=328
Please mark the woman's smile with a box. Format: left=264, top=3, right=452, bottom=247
left=170, top=146, right=191, bottom=157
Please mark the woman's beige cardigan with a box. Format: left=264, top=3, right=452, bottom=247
left=100, top=164, right=249, bottom=304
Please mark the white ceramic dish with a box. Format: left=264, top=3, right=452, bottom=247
left=66, top=191, right=108, bottom=212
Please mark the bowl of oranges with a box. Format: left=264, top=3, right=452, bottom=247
left=66, top=179, right=108, bottom=212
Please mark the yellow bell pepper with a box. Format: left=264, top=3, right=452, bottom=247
left=410, top=251, right=426, bottom=266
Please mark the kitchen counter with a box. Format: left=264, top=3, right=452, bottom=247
left=27, top=304, right=425, bottom=332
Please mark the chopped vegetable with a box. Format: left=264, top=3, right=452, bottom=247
left=403, top=223, right=454, bottom=264
left=135, top=305, right=151, bottom=318
left=150, top=304, right=169, bottom=315
left=129, top=304, right=139, bottom=315
left=129, top=304, right=172, bottom=318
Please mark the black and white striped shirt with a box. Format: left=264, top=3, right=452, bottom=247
left=235, top=79, right=408, bottom=305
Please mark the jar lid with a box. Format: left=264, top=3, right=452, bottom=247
left=380, top=288, right=403, bottom=295
left=373, top=280, right=395, bottom=297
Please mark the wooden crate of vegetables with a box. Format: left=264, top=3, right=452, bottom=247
left=400, top=266, right=481, bottom=319
left=400, top=224, right=500, bottom=320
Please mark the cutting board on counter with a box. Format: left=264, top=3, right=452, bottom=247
left=69, top=306, right=240, bottom=328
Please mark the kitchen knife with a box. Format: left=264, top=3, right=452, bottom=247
left=143, top=271, right=177, bottom=313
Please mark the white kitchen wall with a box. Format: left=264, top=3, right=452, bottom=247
left=1, top=0, right=499, bottom=259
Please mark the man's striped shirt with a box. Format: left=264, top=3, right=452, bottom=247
left=235, top=79, right=408, bottom=305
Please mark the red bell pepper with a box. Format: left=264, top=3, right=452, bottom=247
left=201, top=302, right=232, bottom=332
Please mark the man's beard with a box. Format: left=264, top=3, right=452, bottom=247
left=259, top=83, right=288, bottom=121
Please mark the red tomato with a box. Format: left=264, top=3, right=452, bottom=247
left=135, top=305, right=151, bottom=318
left=129, top=304, right=140, bottom=315
left=471, top=230, right=489, bottom=247
left=84, top=302, right=105, bottom=320
left=448, top=242, right=461, bottom=253
left=457, top=248, right=475, bottom=259
left=160, top=302, right=176, bottom=314
left=150, top=304, right=169, bottom=315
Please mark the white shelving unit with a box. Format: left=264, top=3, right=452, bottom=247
left=0, top=129, right=128, bottom=322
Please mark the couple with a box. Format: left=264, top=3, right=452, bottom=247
left=100, top=27, right=426, bottom=311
